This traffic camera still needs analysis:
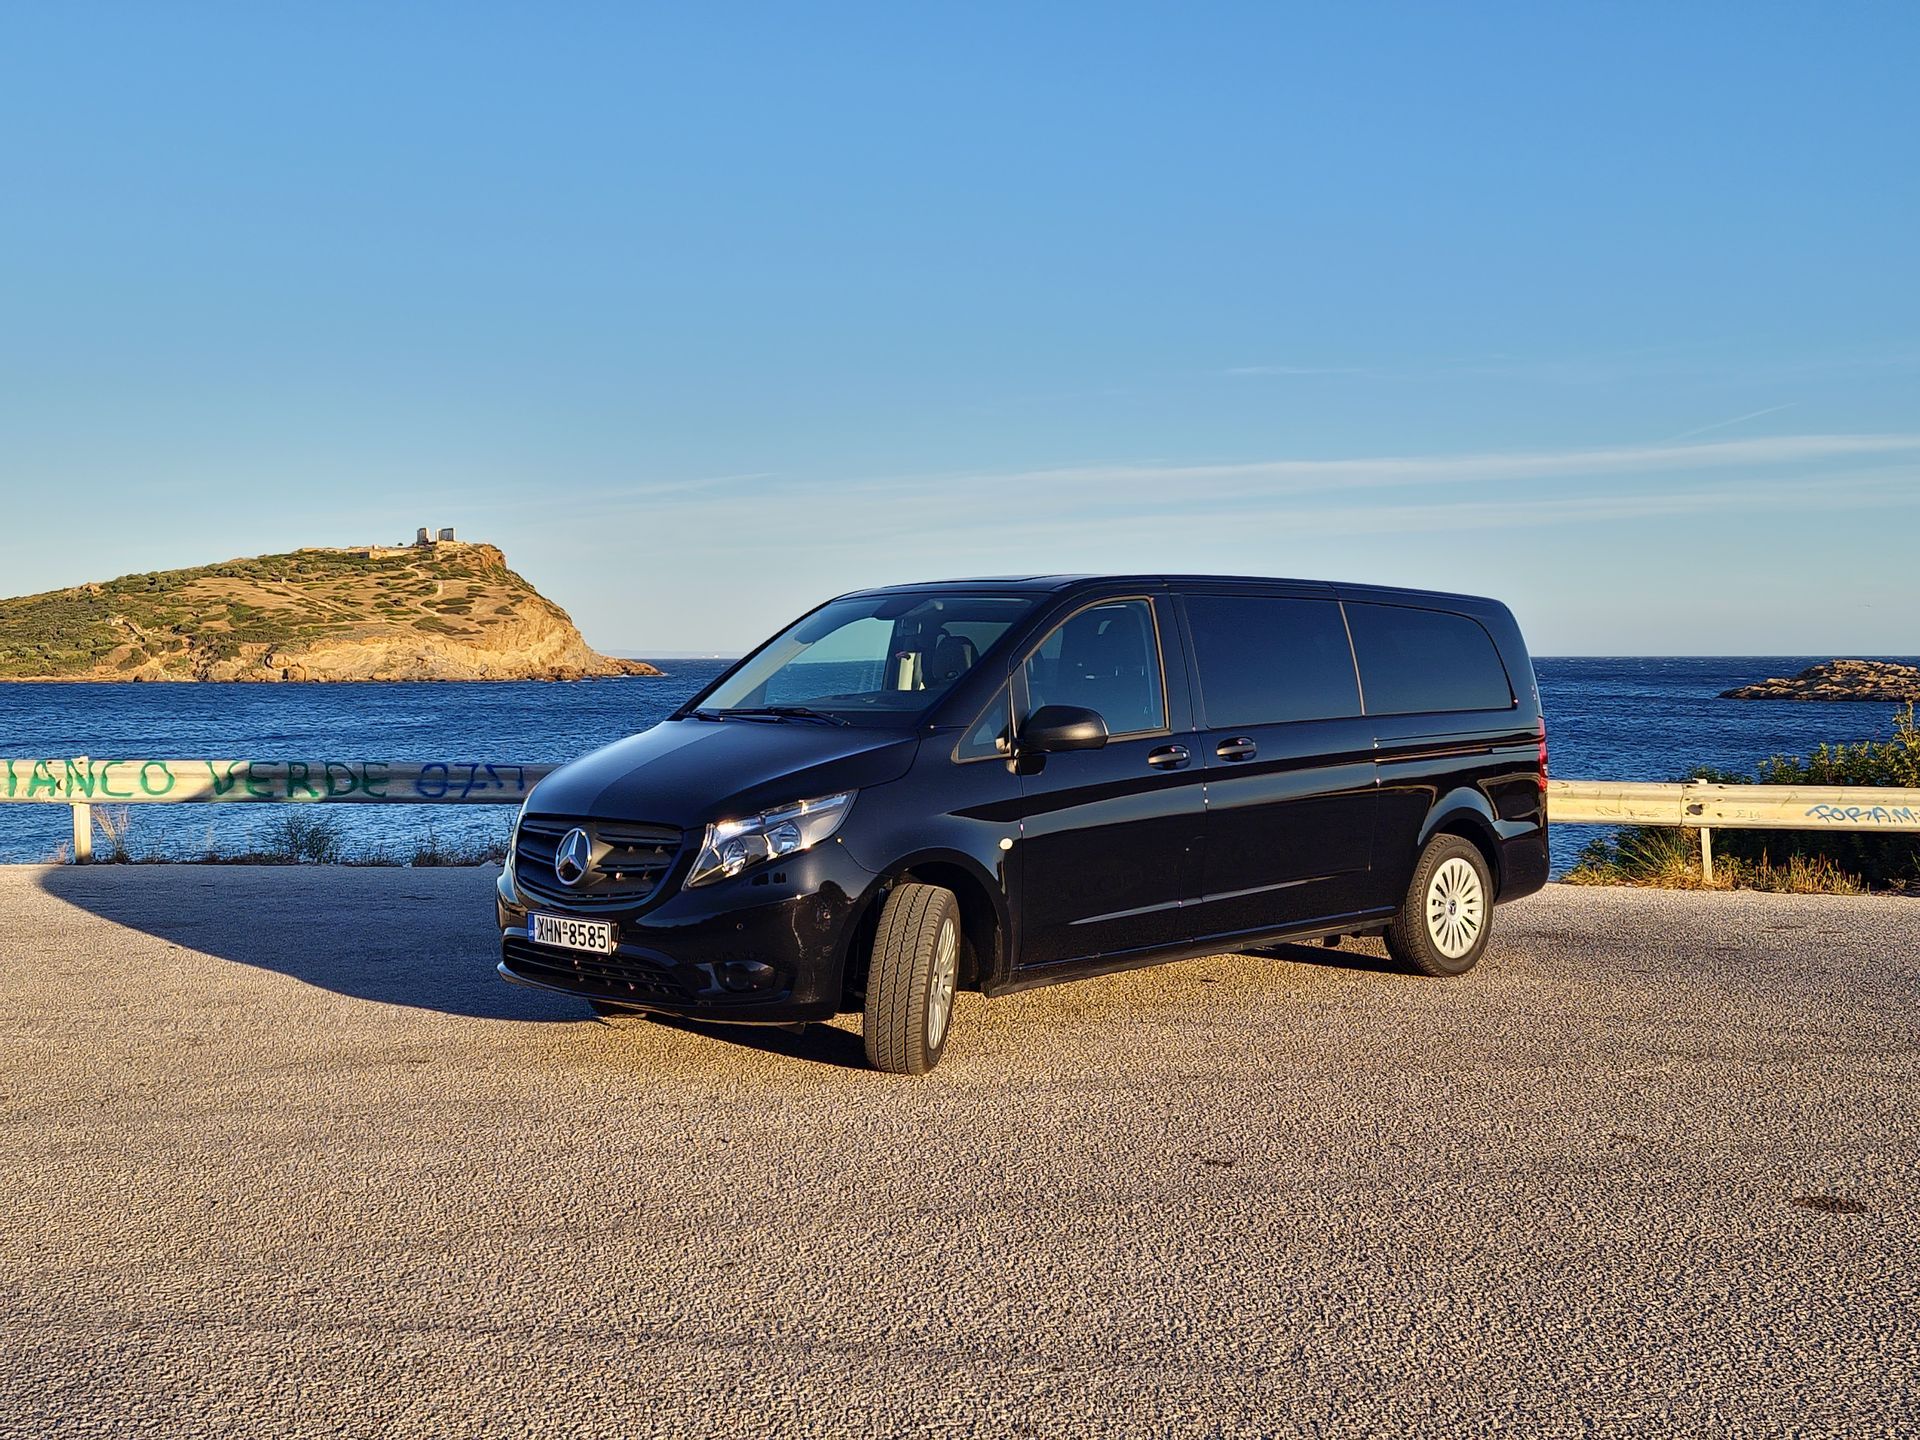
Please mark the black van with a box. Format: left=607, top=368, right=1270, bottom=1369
left=498, top=576, right=1548, bottom=1073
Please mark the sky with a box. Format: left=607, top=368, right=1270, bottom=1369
left=1, top=3, right=1915, bottom=656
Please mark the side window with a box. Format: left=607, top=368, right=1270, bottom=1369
left=956, top=682, right=1012, bottom=761
left=1022, top=598, right=1166, bottom=737
left=1184, top=595, right=1360, bottom=727
left=1346, top=603, right=1514, bottom=715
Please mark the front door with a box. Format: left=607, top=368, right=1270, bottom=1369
left=1012, top=594, right=1205, bottom=968
left=1178, top=590, right=1379, bottom=940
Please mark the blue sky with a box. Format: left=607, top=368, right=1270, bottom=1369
left=1, top=3, right=1914, bottom=654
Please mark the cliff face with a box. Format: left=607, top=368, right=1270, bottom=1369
left=0, top=542, right=662, bottom=682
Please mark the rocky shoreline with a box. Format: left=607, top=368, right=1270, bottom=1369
left=1721, top=658, right=1920, bottom=702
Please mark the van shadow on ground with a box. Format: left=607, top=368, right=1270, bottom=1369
left=633, top=1012, right=872, bottom=1070
left=1244, top=939, right=1410, bottom=975
left=32, top=866, right=1409, bottom=1045
left=36, top=865, right=580, bottom=1023
left=33, top=864, right=882, bottom=1065
left=34, top=864, right=894, bottom=1065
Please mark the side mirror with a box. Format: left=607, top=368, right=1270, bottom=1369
left=1019, top=704, right=1109, bottom=753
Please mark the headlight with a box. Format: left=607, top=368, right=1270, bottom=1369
left=685, top=791, right=856, bottom=888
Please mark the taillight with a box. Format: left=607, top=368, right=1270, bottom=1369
left=1536, top=715, right=1549, bottom=792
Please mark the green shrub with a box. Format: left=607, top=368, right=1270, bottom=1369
left=1567, top=704, right=1920, bottom=892
left=1758, top=703, right=1920, bottom=787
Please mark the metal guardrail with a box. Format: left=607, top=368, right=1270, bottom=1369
left=5, top=760, right=1918, bottom=873
left=0, top=758, right=555, bottom=862
left=1547, top=778, right=1920, bottom=879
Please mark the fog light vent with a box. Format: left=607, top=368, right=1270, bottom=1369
left=721, top=960, right=776, bottom=993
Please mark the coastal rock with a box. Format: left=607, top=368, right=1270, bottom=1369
left=0, top=540, right=662, bottom=683
left=1720, top=658, right=1920, bottom=702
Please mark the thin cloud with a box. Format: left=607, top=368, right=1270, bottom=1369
left=517, top=436, right=1920, bottom=564
left=840, top=431, right=1920, bottom=502
left=524, top=432, right=1920, bottom=536
left=1222, top=364, right=1368, bottom=377
left=1663, top=404, right=1798, bottom=442
left=470, top=431, right=1920, bottom=609
left=692, top=464, right=1920, bottom=554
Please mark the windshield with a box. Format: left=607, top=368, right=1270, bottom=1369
left=696, top=593, right=1035, bottom=719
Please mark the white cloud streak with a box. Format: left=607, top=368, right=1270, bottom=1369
left=585, top=432, right=1918, bottom=525
left=489, top=432, right=1919, bottom=563
left=1662, top=403, right=1799, bottom=442
left=1222, top=364, right=1368, bottom=377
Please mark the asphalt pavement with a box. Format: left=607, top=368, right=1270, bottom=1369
left=2, top=865, right=1915, bottom=1438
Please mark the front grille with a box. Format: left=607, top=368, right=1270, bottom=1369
left=502, top=937, right=692, bottom=1003
left=514, top=814, right=682, bottom=910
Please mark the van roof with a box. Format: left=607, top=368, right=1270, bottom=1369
left=843, top=574, right=1504, bottom=608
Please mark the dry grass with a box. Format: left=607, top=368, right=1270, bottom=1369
left=91, top=805, right=135, bottom=863
left=404, top=819, right=510, bottom=867
left=1566, top=826, right=1868, bottom=895
left=51, top=809, right=508, bottom=867
left=1736, top=853, right=1870, bottom=895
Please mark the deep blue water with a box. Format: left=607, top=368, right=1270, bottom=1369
left=2, top=657, right=1913, bottom=872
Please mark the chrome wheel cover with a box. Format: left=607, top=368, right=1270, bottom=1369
left=1425, top=856, right=1485, bottom=959
left=927, top=917, right=958, bottom=1049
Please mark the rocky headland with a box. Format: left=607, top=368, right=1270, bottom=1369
left=1720, top=659, right=1920, bottom=702
left=0, top=540, right=661, bottom=682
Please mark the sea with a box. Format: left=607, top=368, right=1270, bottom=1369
left=2, top=657, right=1914, bottom=874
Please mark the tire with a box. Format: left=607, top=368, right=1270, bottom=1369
left=862, top=883, right=963, bottom=1075
left=1385, top=833, right=1493, bottom=977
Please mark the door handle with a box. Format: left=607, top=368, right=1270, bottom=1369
left=1215, top=737, right=1258, bottom=762
left=1146, top=744, right=1191, bottom=771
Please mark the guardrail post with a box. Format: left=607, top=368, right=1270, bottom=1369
left=67, top=755, right=92, bottom=864
left=1699, top=826, right=1714, bottom=885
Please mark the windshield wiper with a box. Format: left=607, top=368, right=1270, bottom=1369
left=716, top=705, right=852, bottom=727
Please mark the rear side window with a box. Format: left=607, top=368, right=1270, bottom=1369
left=1184, top=595, right=1360, bottom=727
left=1346, top=603, right=1513, bottom=715
left=1023, top=598, right=1166, bottom=737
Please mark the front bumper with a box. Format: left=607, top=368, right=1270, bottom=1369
left=496, top=837, right=879, bottom=1023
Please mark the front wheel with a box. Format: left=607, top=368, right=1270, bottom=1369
left=862, top=883, right=962, bottom=1075
left=1385, top=834, right=1493, bottom=976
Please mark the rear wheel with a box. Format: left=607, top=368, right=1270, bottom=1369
left=862, top=883, right=962, bottom=1075
left=1385, top=834, right=1493, bottom=976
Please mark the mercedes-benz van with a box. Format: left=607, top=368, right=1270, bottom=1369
left=498, top=576, right=1549, bottom=1073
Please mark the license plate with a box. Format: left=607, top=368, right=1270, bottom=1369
left=531, top=912, right=614, bottom=955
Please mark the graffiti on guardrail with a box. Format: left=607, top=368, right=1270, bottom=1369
left=1803, top=803, right=1920, bottom=826
left=1, top=758, right=539, bottom=802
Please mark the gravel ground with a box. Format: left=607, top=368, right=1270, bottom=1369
left=2, top=866, right=1915, bottom=1438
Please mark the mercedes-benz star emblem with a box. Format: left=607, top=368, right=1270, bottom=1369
left=554, top=827, right=592, bottom=888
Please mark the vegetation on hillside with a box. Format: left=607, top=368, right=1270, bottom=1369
left=0, top=543, right=651, bottom=680
left=1567, top=704, right=1920, bottom=894
left=1, top=546, right=498, bottom=675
